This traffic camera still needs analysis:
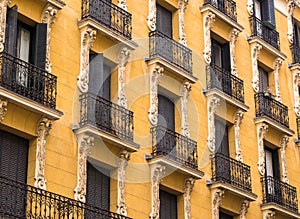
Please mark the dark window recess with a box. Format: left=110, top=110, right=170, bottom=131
left=215, top=119, right=229, bottom=156
left=211, top=39, right=231, bottom=71
left=219, top=212, right=234, bottom=219
left=156, top=3, right=172, bottom=38
left=158, top=94, right=175, bottom=131
left=255, top=0, right=276, bottom=28
left=159, top=190, right=177, bottom=219
left=265, top=147, right=280, bottom=179
left=258, top=67, right=269, bottom=92
left=294, top=21, right=300, bottom=46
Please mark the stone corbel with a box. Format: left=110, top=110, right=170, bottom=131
left=34, top=117, right=52, bottom=190
left=293, top=72, right=300, bottom=116
left=212, top=188, right=224, bottom=219
left=117, top=150, right=130, bottom=216
left=247, top=0, right=254, bottom=15
left=147, top=0, right=156, bottom=31
left=178, top=0, right=189, bottom=46
left=41, top=3, right=59, bottom=73
left=280, top=135, right=289, bottom=183
left=207, top=96, right=220, bottom=152
left=203, top=12, right=216, bottom=64
left=240, top=200, right=250, bottom=219
left=0, top=98, right=8, bottom=123
left=234, top=109, right=244, bottom=162
left=287, top=0, right=296, bottom=44
left=149, top=164, right=166, bottom=219
left=148, top=64, right=164, bottom=126
left=0, top=0, right=10, bottom=52
left=118, top=0, right=127, bottom=11
left=229, top=28, right=240, bottom=76
left=184, top=177, right=195, bottom=219
left=251, top=43, right=262, bottom=92
left=74, top=135, right=94, bottom=202
left=118, top=47, right=131, bottom=109
left=257, top=122, right=268, bottom=176
left=274, top=58, right=283, bottom=102
left=263, top=210, right=275, bottom=219
left=181, top=81, right=191, bottom=137
left=77, top=27, right=97, bottom=93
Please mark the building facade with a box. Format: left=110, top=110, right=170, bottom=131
left=0, top=0, right=299, bottom=218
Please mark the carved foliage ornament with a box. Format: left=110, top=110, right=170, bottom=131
left=273, top=58, right=283, bottom=102
left=257, top=123, right=268, bottom=176
left=118, top=47, right=131, bottom=109
left=203, top=12, right=216, bottom=64
left=181, top=81, right=191, bottom=137
left=212, top=189, right=224, bottom=219
left=207, top=96, right=220, bottom=152
left=287, top=0, right=295, bottom=44
left=118, top=0, right=127, bottom=11
left=263, top=210, right=275, bottom=219
left=234, top=110, right=244, bottom=162
left=247, top=0, right=254, bottom=15
left=293, top=72, right=300, bottom=116
left=178, top=0, right=189, bottom=46
left=240, top=200, right=250, bottom=219
left=229, top=29, right=240, bottom=76
left=251, top=43, right=262, bottom=93
left=0, top=98, right=8, bottom=123
left=0, top=0, right=11, bottom=52
left=280, top=135, right=289, bottom=183
left=184, top=177, right=195, bottom=219
left=147, top=0, right=156, bottom=31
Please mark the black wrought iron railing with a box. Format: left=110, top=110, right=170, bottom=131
left=0, top=175, right=131, bottom=219
left=291, top=44, right=300, bottom=64
left=255, top=92, right=289, bottom=128
left=206, top=64, right=245, bottom=103
left=204, top=0, right=237, bottom=21
left=151, top=126, right=198, bottom=169
left=79, top=93, right=134, bottom=143
left=262, top=176, right=298, bottom=212
left=250, top=16, right=280, bottom=50
left=149, top=31, right=193, bottom=74
left=0, top=52, right=57, bottom=109
left=211, top=153, right=252, bottom=192
left=81, top=0, right=132, bottom=39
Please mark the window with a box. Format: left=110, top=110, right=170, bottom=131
left=156, top=3, right=172, bottom=38
left=258, top=67, right=269, bottom=92
left=254, top=0, right=276, bottom=29
left=294, top=20, right=300, bottom=47
left=158, top=94, right=175, bottom=131
left=211, top=39, right=230, bottom=71
left=215, top=118, right=229, bottom=156
left=159, top=189, right=177, bottom=219
left=219, top=212, right=233, bottom=219
left=264, top=146, right=280, bottom=196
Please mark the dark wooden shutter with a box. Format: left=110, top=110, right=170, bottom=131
left=159, top=190, right=177, bottom=219
left=33, top=23, right=47, bottom=69
left=5, top=6, right=18, bottom=56
left=156, top=4, right=172, bottom=38
left=222, top=43, right=231, bottom=72
left=89, top=53, right=104, bottom=95
left=215, top=119, right=229, bottom=156
left=259, top=67, right=269, bottom=92
left=220, top=212, right=233, bottom=219
left=261, top=0, right=276, bottom=28
left=158, top=94, right=175, bottom=131
left=294, top=21, right=300, bottom=47
left=272, top=149, right=280, bottom=180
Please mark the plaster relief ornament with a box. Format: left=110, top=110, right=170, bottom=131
left=247, top=0, right=254, bottom=15
left=0, top=98, right=8, bottom=123
left=287, top=0, right=295, bottom=44
left=0, top=0, right=10, bottom=52
left=257, top=123, right=268, bottom=175
left=273, top=57, right=283, bottom=102
left=229, top=29, right=240, bottom=76
left=207, top=96, right=220, bottom=152
left=293, top=72, right=300, bottom=116
left=178, top=0, right=189, bottom=46
left=118, top=0, right=127, bottom=11
left=263, top=210, right=275, bottom=219
left=203, top=12, right=216, bottom=64
left=212, top=189, right=224, bottom=219
left=118, top=47, right=131, bottom=109
left=184, top=177, right=195, bottom=219
left=251, top=43, right=262, bottom=92
left=234, top=110, right=244, bottom=162
left=147, top=0, right=156, bottom=31
left=181, top=81, right=192, bottom=137
left=280, top=135, right=289, bottom=183
left=240, top=200, right=250, bottom=219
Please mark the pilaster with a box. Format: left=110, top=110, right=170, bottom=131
left=184, top=177, right=195, bottom=219
left=203, top=12, right=216, bottom=64
left=257, top=122, right=269, bottom=176
left=0, top=0, right=10, bottom=52
left=251, top=42, right=262, bottom=92
left=273, top=58, right=283, bottom=102
left=178, top=0, right=189, bottom=46
left=234, top=109, right=244, bottom=162
left=229, top=28, right=240, bottom=76
left=212, top=188, right=224, bottom=219
left=181, top=81, right=191, bottom=137
left=280, top=135, right=289, bottom=183
left=118, top=47, right=131, bottom=109
left=207, top=96, right=220, bottom=152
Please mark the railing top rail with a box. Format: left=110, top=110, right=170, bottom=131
left=255, top=92, right=288, bottom=110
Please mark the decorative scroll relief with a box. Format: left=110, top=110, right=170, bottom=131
left=148, top=64, right=164, bottom=126
left=74, top=135, right=94, bottom=203
left=247, top=0, right=254, bottom=15
left=34, top=117, right=52, bottom=190
left=0, top=98, right=8, bottom=123
left=251, top=43, right=262, bottom=92
left=287, top=0, right=295, bottom=44
left=0, top=0, right=10, bottom=52
left=274, top=58, right=283, bottom=102
left=118, top=47, right=131, bottom=109
left=149, top=164, right=166, bottom=219
left=118, top=0, right=127, bottom=11
left=293, top=72, right=300, bottom=116
left=147, top=0, right=156, bottom=31
left=117, top=150, right=130, bottom=216
left=77, top=27, right=97, bottom=93
left=240, top=200, right=250, bottom=219
left=41, top=4, right=58, bottom=73
left=229, top=29, right=240, bottom=76
left=203, top=12, right=216, bottom=64
left=184, top=177, right=195, bottom=219
left=181, top=81, right=192, bottom=137
left=263, top=210, right=275, bottom=219
left=280, top=135, right=289, bottom=184
left=257, top=122, right=268, bottom=176
left=212, top=189, right=224, bottom=219
left=178, top=0, right=189, bottom=46
left=234, top=110, right=244, bottom=162
left=207, top=96, right=220, bottom=152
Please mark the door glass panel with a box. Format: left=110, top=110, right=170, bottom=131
left=254, top=0, right=262, bottom=20
left=17, top=26, right=30, bottom=87
left=265, top=149, right=275, bottom=195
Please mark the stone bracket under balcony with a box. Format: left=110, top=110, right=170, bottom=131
left=40, top=0, right=66, bottom=9
left=254, top=117, right=294, bottom=136
left=261, top=205, right=300, bottom=219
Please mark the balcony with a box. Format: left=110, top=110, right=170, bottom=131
left=203, top=0, right=237, bottom=21
left=0, top=175, right=131, bottom=219
left=291, top=44, right=300, bottom=64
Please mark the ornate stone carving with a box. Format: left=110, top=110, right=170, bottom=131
left=257, top=122, right=268, bottom=176
left=118, top=47, right=131, bottom=109
left=117, top=150, right=130, bottom=216
left=287, top=0, right=295, bottom=44
left=212, top=189, right=224, bottom=219
left=240, top=200, right=250, bottom=219
left=74, top=135, right=94, bottom=202
left=147, top=0, right=156, bottom=31
left=41, top=4, right=58, bottom=73
left=184, top=177, right=195, bottom=219
left=203, top=12, right=216, bottom=64
left=273, top=58, right=283, bottom=102
left=229, top=29, right=240, bottom=76
left=247, top=0, right=254, bottom=15
left=0, top=0, right=10, bottom=52
left=293, top=72, right=300, bottom=116
left=0, top=98, right=8, bottom=123
left=280, top=135, right=289, bottom=183
left=207, top=96, right=220, bottom=152
left=263, top=210, right=275, bottom=219
left=149, top=164, right=166, bottom=219
left=234, top=110, right=244, bottom=162
left=34, top=117, right=52, bottom=190
left=148, top=64, right=164, bottom=126
left=251, top=43, right=262, bottom=92
left=77, top=27, right=97, bottom=93
left=118, top=0, right=127, bottom=11
left=295, top=0, right=300, bottom=7
left=181, top=81, right=191, bottom=137
left=178, top=0, right=189, bottom=46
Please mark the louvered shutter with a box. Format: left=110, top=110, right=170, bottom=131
left=272, top=149, right=280, bottom=180
left=259, top=67, right=269, bottom=92
left=156, top=4, right=172, bottom=38
left=222, top=43, right=231, bottom=72
left=215, top=119, right=229, bottom=156
left=89, top=53, right=104, bottom=95
left=5, top=6, right=18, bottom=56
left=158, top=94, right=175, bottom=131
left=261, top=0, right=276, bottom=28
left=33, top=23, right=47, bottom=69
left=159, top=190, right=177, bottom=219
left=294, top=22, right=300, bottom=47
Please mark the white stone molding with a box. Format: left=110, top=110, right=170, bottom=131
left=229, top=28, right=240, bottom=76
left=247, top=0, right=254, bottom=15
left=77, top=27, right=97, bottom=93
left=41, top=3, right=58, bottom=73
left=234, top=109, right=244, bottom=162
left=181, top=81, right=192, bottom=137
left=34, top=117, right=52, bottom=190
left=149, top=164, right=166, bottom=219
left=280, top=135, right=289, bottom=183
left=257, top=122, right=268, bottom=176
left=240, top=200, right=250, bottom=219
left=207, top=96, right=220, bottom=152
left=118, top=0, right=127, bottom=11
left=147, top=0, right=156, bottom=31
left=118, top=47, right=131, bottom=109
left=203, top=12, right=216, bottom=64
left=117, top=150, right=130, bottom=216
left=74, top=135, right=94, bottom=203
left=148, top=64, right=164, bottom=126
left=212, top=188, right=224, bottom=219
left=184, top=177, right=195, bottom=219
left=273, top=58, right=283, bottom=102
left=287, top=0, right=296, bottom=44
left=295, top=0, right=300, bottom=7
left=178, top=0, right=189, bottom=46
left=263, top=210, right=275, bottom=219
left=0, top=98, right=8, bottom=123
left=251, top=43, right=262, bottom=92
left=293, top=71, right=300, bottom=116
left=0, top=0, right=10, bottom=52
